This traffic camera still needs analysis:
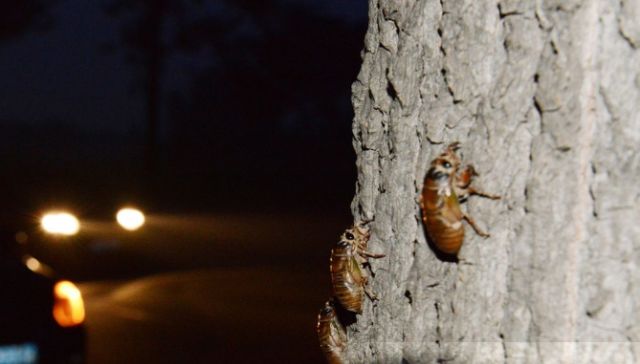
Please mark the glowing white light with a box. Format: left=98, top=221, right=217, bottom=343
left=116, top=208, right=145, bottom=231
left=41, top=212, right=80, bottom=236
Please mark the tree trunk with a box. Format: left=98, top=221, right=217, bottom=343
left=348, top=0, right=640, bottom=363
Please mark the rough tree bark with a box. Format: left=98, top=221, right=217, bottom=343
left=348, top=0, right=640, bottom=363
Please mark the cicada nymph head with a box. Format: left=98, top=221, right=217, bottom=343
left=341, top=222, right=369, bottom=244
left=426, top=142, right=462, bottom=184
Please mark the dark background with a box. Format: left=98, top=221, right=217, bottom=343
left=0, top=1, right=368, bottom=362
left=0, top=0, right=366, bottom=220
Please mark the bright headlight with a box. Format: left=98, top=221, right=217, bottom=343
left=41, top=212, right=80, bottom=236
left=116, top=208, right=145, bottom=231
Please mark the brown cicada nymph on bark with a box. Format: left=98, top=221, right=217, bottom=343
left=317, top=224, right=385, bottom=362
left=330, top=224, right=385, bottom=314
left=316, top=300, right=347, bottom=364
left=420, top=142, right=500, bottom=256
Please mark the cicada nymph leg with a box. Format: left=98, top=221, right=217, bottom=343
left=456, top=164, right=501, bottom=200
left=358, top=250, right=386, bottom=259
left=357, top=246, right=384, bottom=302
left=462, top=212, right=490, bottom=238
left=363, top=283, right=378, bottom=301
left=353, top=225, right=385, bottom=303
left=467, top=186, right=501, bottom=200
left=456, top=165, right=477, bottom=190
left=452, top=164, right=501, bottom=238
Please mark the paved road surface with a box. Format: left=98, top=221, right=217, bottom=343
left=74, top=212, right=350, bottom=363
left=80, top=267, right=328, bottom=363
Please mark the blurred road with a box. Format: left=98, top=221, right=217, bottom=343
left=74, top=212, right=348, bottom=363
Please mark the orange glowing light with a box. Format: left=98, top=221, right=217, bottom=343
left=53, top=281, right=85, bottom=327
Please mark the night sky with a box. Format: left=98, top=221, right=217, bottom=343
left=0, top=0, right=139, bottom=132
left=0, top=0, right=367, bottom=133
left=0, top=0, right=369, bottom=219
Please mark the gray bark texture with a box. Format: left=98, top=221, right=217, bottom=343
left=348, top=0, right=640, bottom=363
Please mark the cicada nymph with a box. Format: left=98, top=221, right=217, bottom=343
left=330, top=224, right=385, bottom=313
left=420, top=142, right=500, bottom=256
left=316, top=300, right=347, bottom=364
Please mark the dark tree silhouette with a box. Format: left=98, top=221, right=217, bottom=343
left=105, top=0, right=176, bottom=192
left=0, top=0, right=55, bottom=40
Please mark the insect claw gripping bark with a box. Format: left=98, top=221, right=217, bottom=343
left=420, top=143, right=501, bottom=256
